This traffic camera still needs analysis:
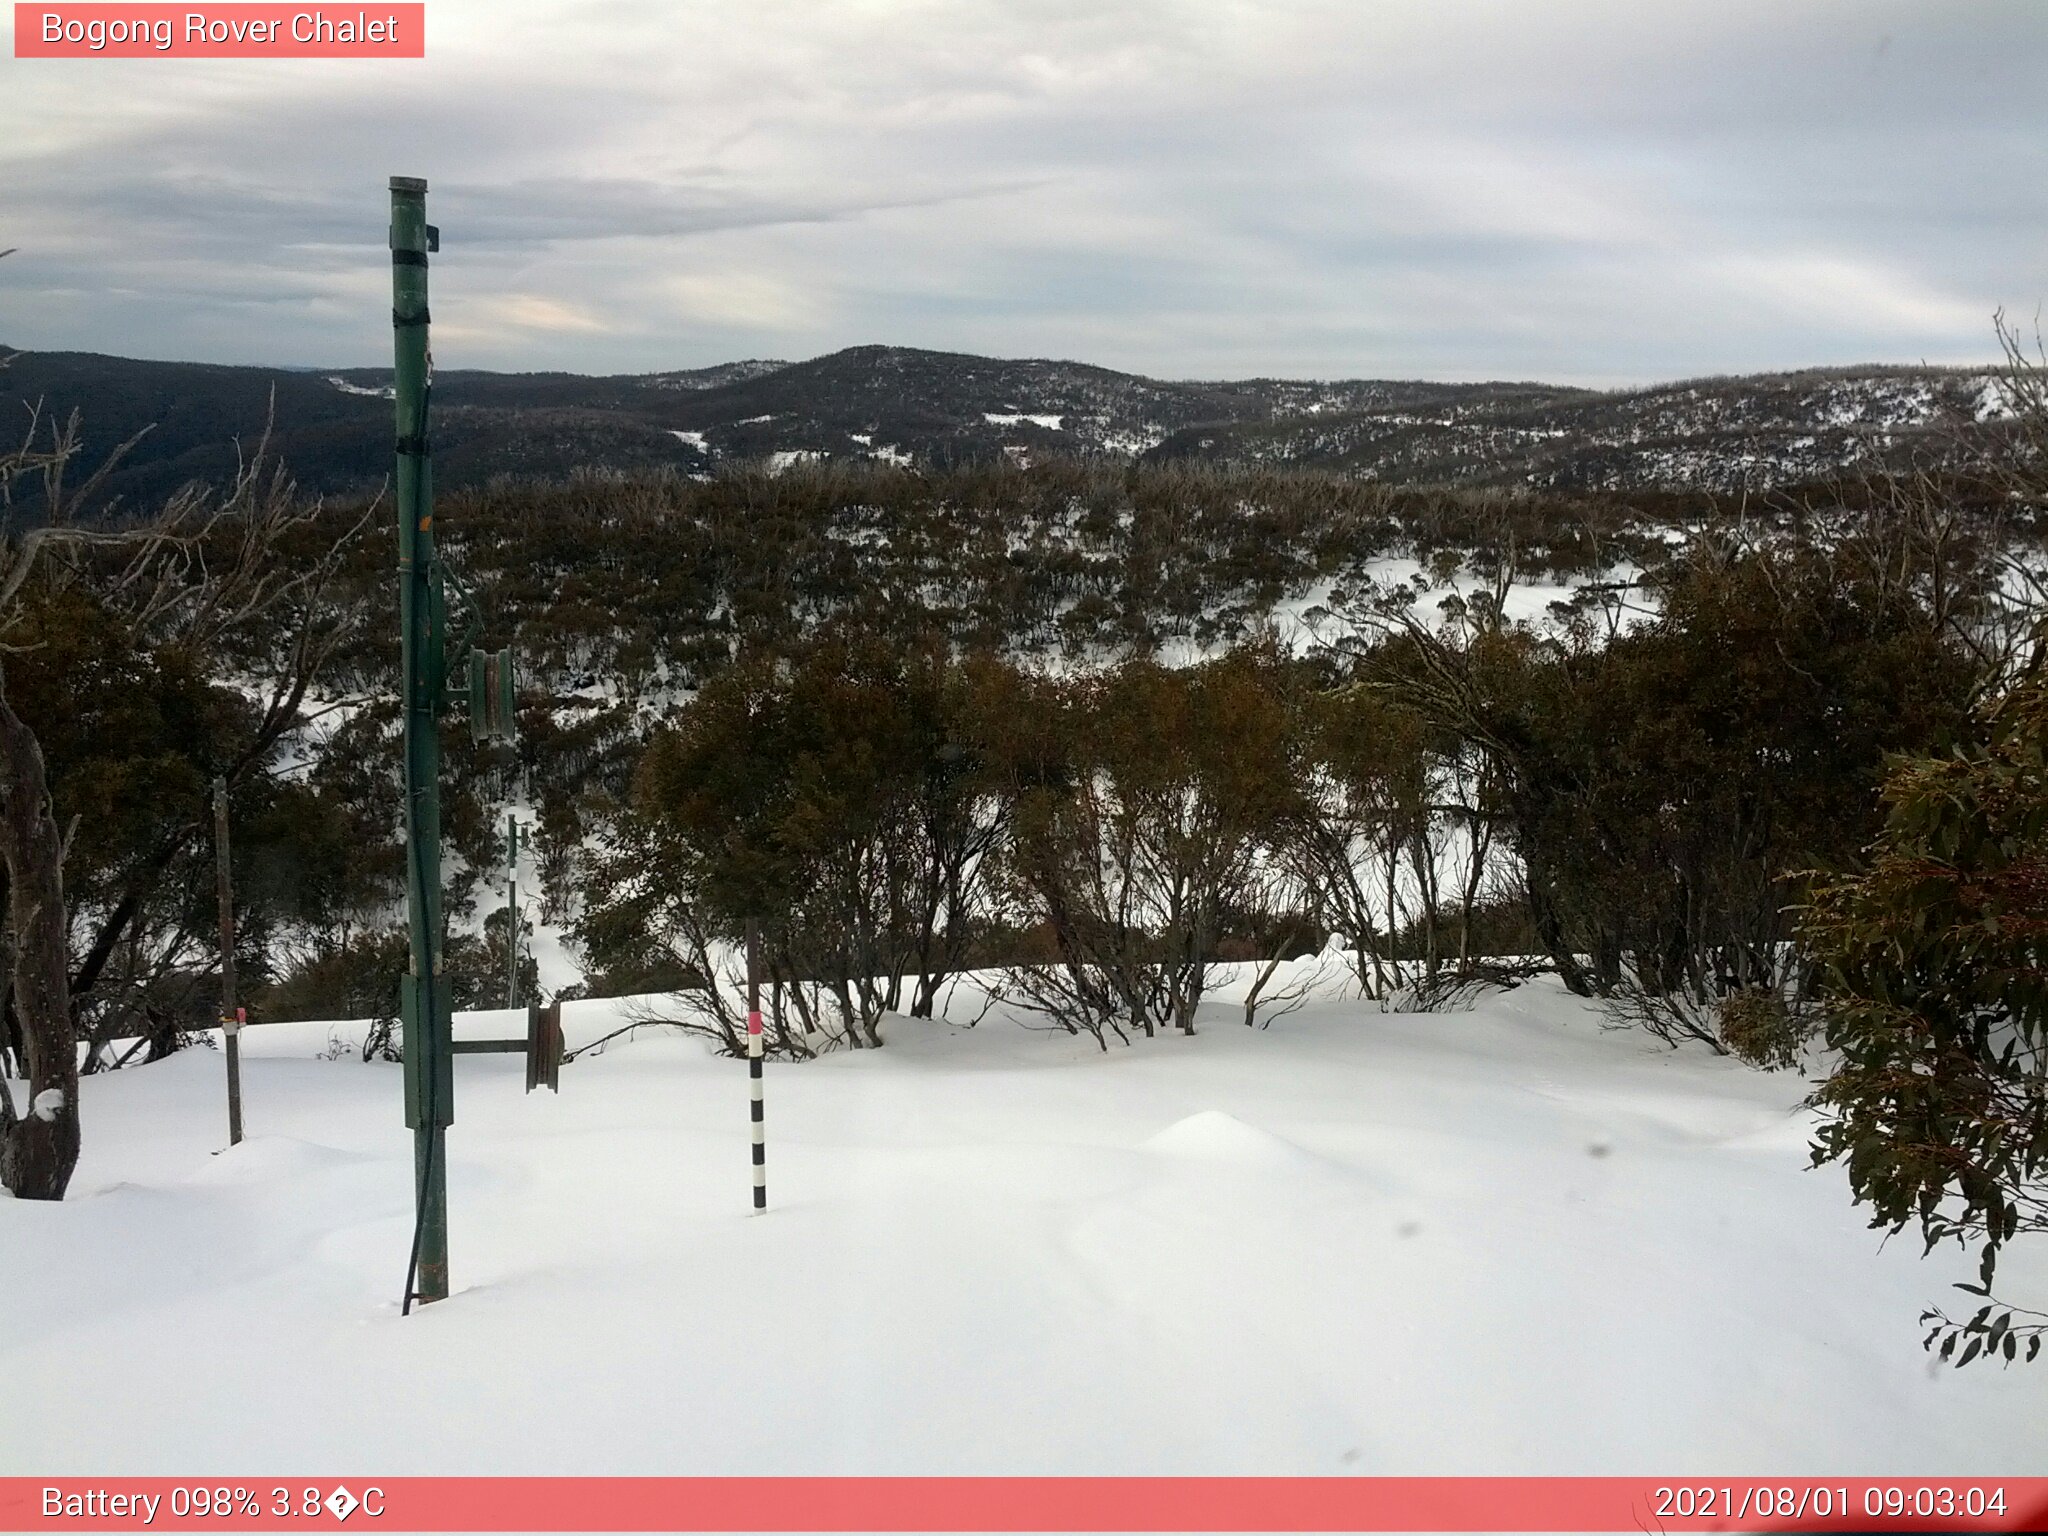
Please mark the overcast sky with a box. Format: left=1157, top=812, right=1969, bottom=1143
left=2, top=0, right=2044, bottom=385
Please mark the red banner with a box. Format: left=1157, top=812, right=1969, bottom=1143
left=3, top=1478, right=2046, bottom=1533
left=12, top=5, right=424, bottom=58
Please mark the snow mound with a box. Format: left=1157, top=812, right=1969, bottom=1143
left=185, top=1135, right=377, bottom=1186
left=1142, top=1110, right=1339, bottom=1179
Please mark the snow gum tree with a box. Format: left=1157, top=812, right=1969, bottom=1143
left=0, top=385, right=356, bottom=1200
left=1001, top=645, right=1304, bottom=1042
left=1290, top=663, right=1487, bottom=1000
left=1361, top=534, right=1975, bottom=1042
left=615, top=634, right=1012, bottom=1050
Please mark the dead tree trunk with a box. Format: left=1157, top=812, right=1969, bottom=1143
left=0, top=681, right=80, bottom=1200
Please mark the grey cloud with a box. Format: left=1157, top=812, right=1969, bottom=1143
left=434, top=175, right=1041, bottom=246
left=1, top=0, right=2042, bottom=381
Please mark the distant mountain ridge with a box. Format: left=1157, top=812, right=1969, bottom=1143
left=0, top=342, right=2014, bottom=519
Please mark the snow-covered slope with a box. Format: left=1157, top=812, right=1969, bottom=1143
left=1153, top=367, right=2019, bottom=492
left=3, top=977, right=2040, bottom=1474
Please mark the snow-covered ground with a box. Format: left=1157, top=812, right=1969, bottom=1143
left=4, top=976, right=2042, bottom=1476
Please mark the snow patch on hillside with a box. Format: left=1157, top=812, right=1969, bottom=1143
left=326, top=376, right=393, bottom=400
left=1095, top=424, right=1168, bottom=455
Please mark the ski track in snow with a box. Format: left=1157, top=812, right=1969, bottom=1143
left=3, top=973, right=2042, bottom=1475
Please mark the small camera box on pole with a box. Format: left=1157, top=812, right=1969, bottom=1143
left=524, top=1001, right=563, bottom=1094
left=468, top=646, right=517, bottom=742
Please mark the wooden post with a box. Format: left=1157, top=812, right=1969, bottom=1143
left=211, top=777, right=244, bottom=1146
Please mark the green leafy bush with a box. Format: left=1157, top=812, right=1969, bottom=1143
left=1717, top=987, right=1808, bottom=1071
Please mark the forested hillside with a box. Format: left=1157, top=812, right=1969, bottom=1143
left=0, top=342, right=2020, bottom=522
left=9, top=437, right=2040, bottom=1050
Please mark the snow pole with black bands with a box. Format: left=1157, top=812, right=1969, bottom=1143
left=746, top=917, right=766, bottom=1211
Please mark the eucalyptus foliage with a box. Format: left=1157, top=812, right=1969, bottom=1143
left=1804, top=666, right=2048, bottom=1365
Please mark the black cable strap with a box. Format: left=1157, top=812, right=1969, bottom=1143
left=391, top=250, right=430, bottom=267
left=392, top=308, right=431, bottom=328
left=395, top=435, right=432, bottom=458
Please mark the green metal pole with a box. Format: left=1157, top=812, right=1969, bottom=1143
left=391, top=175, right=450, bottom=1308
